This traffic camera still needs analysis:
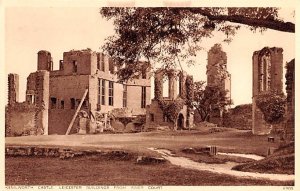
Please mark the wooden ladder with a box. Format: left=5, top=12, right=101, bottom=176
left=65, top=89, right=89, bottom=135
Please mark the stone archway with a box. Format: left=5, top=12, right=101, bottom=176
left=177, top=113, right=184, bottom=130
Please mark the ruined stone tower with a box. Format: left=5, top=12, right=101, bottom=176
left=8, top=73, right=19, bottom=105
left=252, top=47, right=283, bottom=135
left=26, top=70, right=50, bottom=134
left=207, top=44, right=231, bottom=98
left=37, top=50, right=53, bottom=71
left=206, top=44, right=231, bottom=125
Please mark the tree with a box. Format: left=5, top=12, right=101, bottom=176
left=255, top=91, right=286, bottom=124
left=100, top=7, right=294, bottom=80
left=193, top=81, right=232, bottom=121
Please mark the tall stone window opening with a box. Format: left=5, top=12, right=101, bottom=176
left=100, top=53, right=105, bottom=72
left=59, top=60, right=64, bottom=70
left=72, top=60, right=78, bottom=73
left=267, top=59, right=271, bottom=90
left=141, top=86, right=146, bottom=108
left=258, top=53, right=271, bottom=92
left=108, top=81, right=114, bottom=106
left=97, top=54, right=100, bottom=70
left=60, top=100, right=64, bottom=109
left=50, top=97, right=57, bottom=109
left=123, top=84, right=127, bottom=108
left=97, top=78, right=101, bottom=105
left=259, top=60, right=264, bottom=92
left=101, top=79, right=106, bottom=105
left=163, top=76, right=169, bottom=98
left=70, top=98, right=75, bottom=109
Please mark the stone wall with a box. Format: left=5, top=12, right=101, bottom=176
left=252, top=47, right=283, bottom=135
left=6, top=70, right=49, bottom=136
left=7, top=49, right=152, bottom=135
left=206, top=44, right=232, bottom=125
left=207, top=44, right=231, bottom=99
left=145, top=100, right=175, bottom=129
left=5, top=103, right=36, bottom=136
left=8, top=73, right=19, bottom=105
left=285, top=59, right=295, bottom=141
left=48, top=109, right=77, bottom=135
left=37, top=50, right=53, bottom=71
left=146, top=68, right=193, bottom=130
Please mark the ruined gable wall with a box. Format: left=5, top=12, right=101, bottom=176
left=146, top=69, right=192, bottom=130
left=252, top=47, right=283, bottom=135
left=6, top=71, right=49, bottom=136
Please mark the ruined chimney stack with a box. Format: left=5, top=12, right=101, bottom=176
left=37, top=50, right=53, bottom=71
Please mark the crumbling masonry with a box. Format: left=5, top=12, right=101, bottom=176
left=206, top=44, right=231, bottom=125
left=285, top=59, right=295, bottom=141
left=252, top=47, right=284, bottom=135
left=6, top=49, right=151, bottom=136
left=145, top=69, right=194, bottom=130
left=6, top=71, right=49, bottom=136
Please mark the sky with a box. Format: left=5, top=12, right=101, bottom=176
left=4, top=6, right=295, bottom=106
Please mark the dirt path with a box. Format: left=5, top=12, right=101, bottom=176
left=149, top=148, right=294, bottom=182
left=218, top=152, right=265, bottom=160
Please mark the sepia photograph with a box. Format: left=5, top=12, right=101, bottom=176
left=2, top=0, right=297, bottom=190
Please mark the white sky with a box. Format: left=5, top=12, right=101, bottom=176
left=4, top=7, right=295, bottom=106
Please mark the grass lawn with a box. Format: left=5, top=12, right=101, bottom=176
left=6, top=128, right=281, bottom=157
left=6, top=127, right=291, bottom=185
left=5, top=156, right=293, bottom=186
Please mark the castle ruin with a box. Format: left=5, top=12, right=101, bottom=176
left=145, top=69, right=194, bottom=130
left=206, top=44, right=231, bottom=125
left=252, top=47, right=284, bottom=135
left=285, top=59, right=295, bottom=141
left=6, top=49, right=151, bottom=136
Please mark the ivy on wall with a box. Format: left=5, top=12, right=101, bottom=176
left=158, top=98, right=185, bottom=123
left=255, top=91, right=286, bottom=124
left=154, top=75, right=162, bottom=100
left=186, top=75, right=194, bottom=108
left=285, top=59, right=294, bottom=103
left=153, top=71, right=194, bottom=125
